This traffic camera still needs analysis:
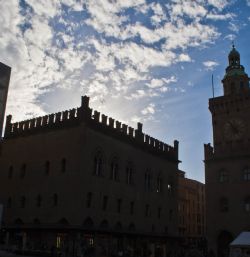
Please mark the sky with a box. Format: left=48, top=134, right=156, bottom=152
left=1, top=0, right=250, bottom=182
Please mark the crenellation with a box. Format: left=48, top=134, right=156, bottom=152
left=109, top=117, right=114, bottom=128
left=128, top=127, right=134, bottom=137
left=116, top=121, right=121, bottom=130
left=55, top=112, right=61, bottom=124
left=69, top=109, right=76, bottom=119
left=4, top=96, right=178, bottom=161
left=122, top=124, right=127, bottom=134
left=101, top=114, right=107, bottom=125
left=48, top=114, right=55, bottom=125
left=37, top=117, right=42, bottom=127
left=62, top=111, right=68, bottom=121
left=93, top=111, right=100, bottom=122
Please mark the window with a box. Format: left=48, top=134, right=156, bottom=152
left=145, top=204, right=149, bottom=217
left=110, top=159, right=118, bottom=181
left=219, top=169, right=229, bottom=183
left=8, top=166, right=13, bottom=179
left=157, top=176, right=163, bottom=193
left=86, top=192, right=92, bottom=208
left=167, top=183, right=172, bottom=194
left=102, top=196, right=108, bottom=211
left=130, top=201, right=134, bottom=215
left=94, top=152, right=103, bottom=176
left=220, top=197, right=229, bottom=212
left=243, top=167, right=250, bottom=181
left=117, top=198, right=122, bottom=213
left=158, top=207, right=162, bottom=219
left=145, top=171, right=151, bottom=191
left=169, top=209, right=173, bottom=221
left=20, top=164, right=26, bottom=178
left=36, top=195, right=42, bottom=207
left=20, top=196, right=26, bottom=208
left=53, top=194, right=58, bottom=207
left=45, top=161, right=50, bottom=175
left=61, top=158, right=66, bottom=173
left=7, top=197, right=12, bottom=208
left=126, top=163, right=133, bottom=185
left=244, top=197, right=250, bottom=212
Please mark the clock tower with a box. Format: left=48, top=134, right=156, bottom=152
left=205, top=45, right=250, bottom=257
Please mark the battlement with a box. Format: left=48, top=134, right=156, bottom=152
left=4, top=96, right=179, bottom=161
left=5, top=108, right=80, bottom=137
left=209, top=93, right=250, bottom=114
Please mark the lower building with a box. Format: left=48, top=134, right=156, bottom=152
left=178, top=171, right=206, bottom=250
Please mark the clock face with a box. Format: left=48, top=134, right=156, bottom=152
left=224, top=119, right=245, bottom=140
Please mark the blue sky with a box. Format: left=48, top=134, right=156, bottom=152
left=1, top=0, right=250, bottom=182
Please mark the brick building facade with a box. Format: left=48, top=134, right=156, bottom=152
left=0, top=93, right=180, bottom=256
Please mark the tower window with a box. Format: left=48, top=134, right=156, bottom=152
left=243, top=167, right=250, bottom=181
left=220, top=198, right=229, bottom=212
left=219, top=170, right=229, bottom=183
left=244, top=197, right=250, bottom=212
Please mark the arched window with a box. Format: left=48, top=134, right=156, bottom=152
left=220, top=197, right=229, bottom=212
left=45, top=161, right=50, bottom=175
left=20, top=196, right=26, bottom=208
left=8, top=166, right=13, bottom=179
left=110, top=158, right=118, bottom=181
left=243, top=167, right=250, bottom=181
left=20, top=164, right=26, bottom=178
left=244, top=197, right=250, bottom=212
left=126, top=162, right=134, bottom=185
left=219, top=169, right=229, bottom=183
left=53, top=194, right=58, bottom=207
left=36, top=195, right=42, bottom=207
left=145, top=170, right=151, bottom=191
left=157, top=175, right=163, bottom=193
left=86, top=192, right=92, bottom=208
left=7, top=197, right=12, bottom=208
left=61, top=158, right=66, bottom=173
left=94, top=151, right=103, bottom=176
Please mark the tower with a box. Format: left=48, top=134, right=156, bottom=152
left=205, top=45, right=250, bottom=257
left=0, top=62, right=11, bottom=137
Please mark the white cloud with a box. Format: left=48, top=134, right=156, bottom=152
left=141, top=103, right=155, bottom=115
left=203, top=61, right=219, bottom=70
